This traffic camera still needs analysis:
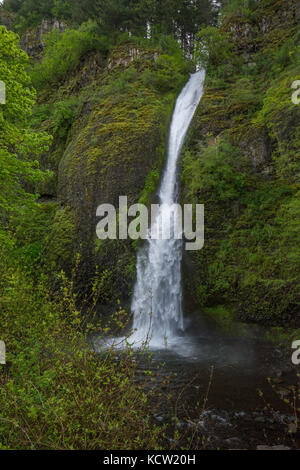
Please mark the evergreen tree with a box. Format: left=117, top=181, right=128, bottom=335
left=0, top=0, right=218, bottom=39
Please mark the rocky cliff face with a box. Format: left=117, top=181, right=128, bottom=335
left=33, top=40, right=189, bottom=306
left=181, top=0, right=300, bottom=327
left=58, top=46, right=173, bottom=301
left=18, top=0, right=299, bottom=325
left=20, top=19, right=67, bottom=58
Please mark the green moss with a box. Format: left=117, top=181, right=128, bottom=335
left=50, top=42, right=190, bottom=303
left=45, top=206, right=76, bottom=269
left=264, top=326, right=300, bottom=344
left=182, top=0, right=300, bottom=327
left=203, top=305, right=248, bottom=336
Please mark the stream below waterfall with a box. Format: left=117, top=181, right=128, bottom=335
left=95, top=308, right=299, bottom=449
left=95, top=71, right=299, bottom=450
left=132, top=312, right=299, bottom=450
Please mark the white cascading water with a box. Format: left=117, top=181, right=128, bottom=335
left=129, top=70, right=206, bottom=349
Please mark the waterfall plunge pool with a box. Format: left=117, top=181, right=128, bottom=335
left=93, top=71, right=299, bottom=448
left=94, top=310, right=298, bottom=449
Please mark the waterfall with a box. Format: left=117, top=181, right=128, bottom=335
left=129, top=70, right=206, bottom=349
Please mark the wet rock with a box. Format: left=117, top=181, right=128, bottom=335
left=234, top=411, right=246, bottom=418
left=107, top=46, right=159, bottom=72
left=256, top=445, right=291, bottom=450
left=20, top=19, right=67, bottom=58
left=239, top=127, right=272, bottom=173
left=153, top=414, right=164, bottom=422
left=175, top=420, right=185, bottom=429
left=186, top=419, right=197, bottom=428
left=223, top=437, right=242, bottom=449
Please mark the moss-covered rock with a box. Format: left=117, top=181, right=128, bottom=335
left=182, top=0, right=300, bottom=327
left=33, top=40, right=190, bottom=305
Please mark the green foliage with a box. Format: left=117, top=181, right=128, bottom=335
left=181, top=0, right=300, bottom=326
left=139, top=168, right=160, bottom=205
left=195, top=26, right=233, bottom=71
left=4, top=0, right=56, bottom=31
left=183, top=131, right=300, bottom=322
left=0, top=257, right=163, bottom=449
left=276, top=39, right=295, bottom=69
left=30, top=25, right=109, bottom=90
left=182, top=140, right=249, bottom=202
left=30, top=103, right=52, bottom=127
left=10, top=202, right=57, bottom=271
left=230, top=77, right=262, bottom=115
left=1, top=0, right=218, bottom=38
left=44, top=206, right=76, bottom=269
left=52, top=97, right=79, bottom=138
left=183, top=134, right=300, bottom=324
left=101, top=66, right=139, bottom=97
left=254, top=70, right=300, bottom=181
left=220, top=0, right=258, bottom=19
left=30, top=97, right=79, bottom=140
left=0, top=33, right=176, bottom=443
left=0, top=26, right=51, bottom=218
left=144, top=54, right=190, bottom=93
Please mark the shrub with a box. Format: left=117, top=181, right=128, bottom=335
left=195, top=26, right=233, bottom=71
left=0, top=258, right=163, bottom=450
left=52, top=97, right=79, bottom=138
left=30, top=24, right=109, bottom=90
left=182, top=140, right=249, bottom=203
